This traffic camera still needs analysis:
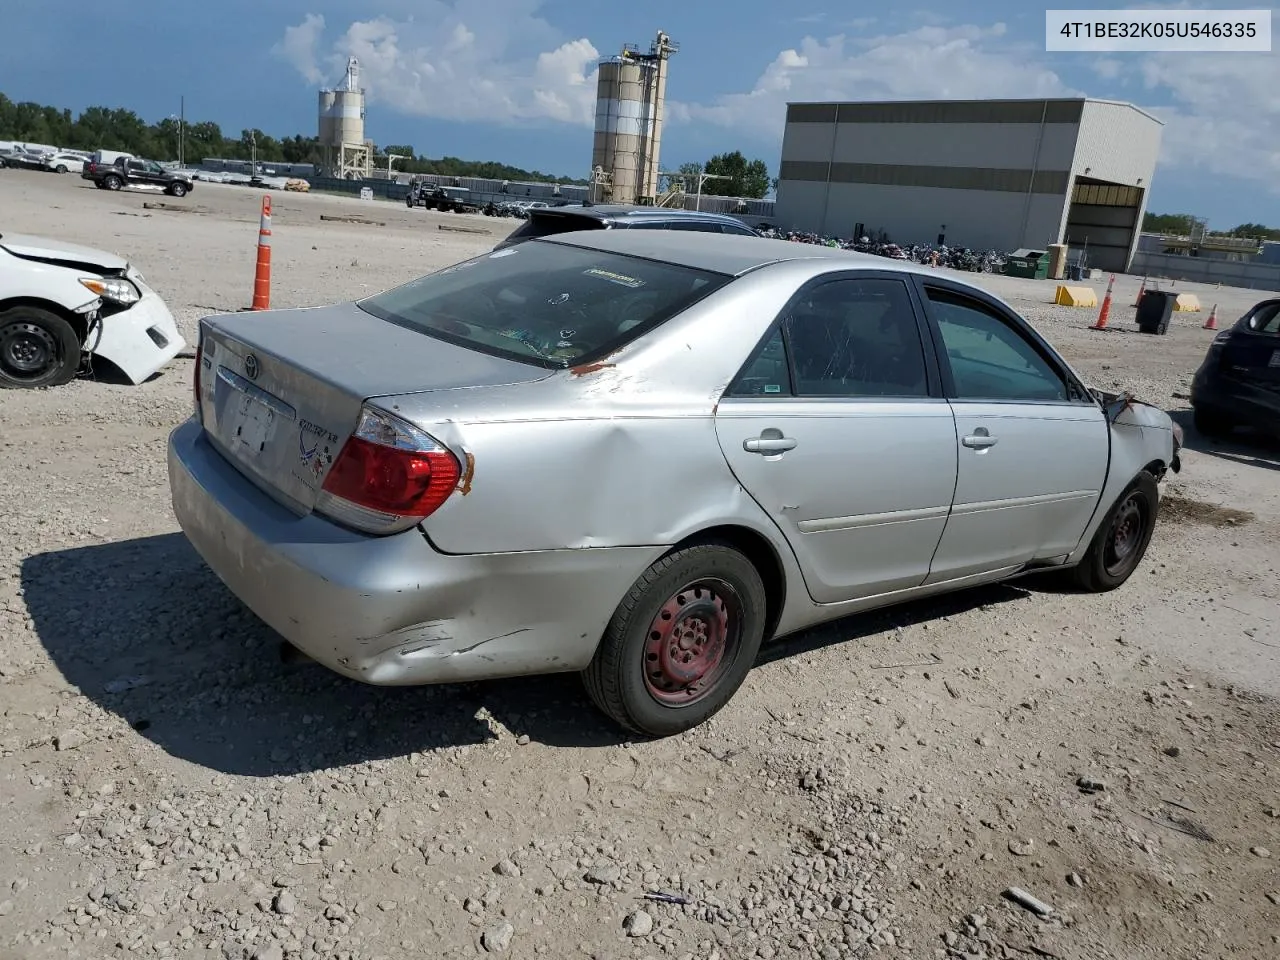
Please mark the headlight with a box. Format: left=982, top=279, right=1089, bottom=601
left=80, top=276, right=141, bottom=305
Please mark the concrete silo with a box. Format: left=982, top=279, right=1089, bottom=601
left=318, top=57, right=372, bottom=180
left=590, top=31, right=677, bottom=205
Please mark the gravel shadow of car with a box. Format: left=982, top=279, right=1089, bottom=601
left=1170, top=409, right=1280, bottom=472
left=23, top=534, right=1028, bottom=776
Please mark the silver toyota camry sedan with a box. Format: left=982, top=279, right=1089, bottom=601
left=168, top=231, right=1182, bottom=737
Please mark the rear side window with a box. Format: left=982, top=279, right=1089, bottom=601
left=504, top=212, right=606, bottom=244
left=359, top=242, right=730, bottom=368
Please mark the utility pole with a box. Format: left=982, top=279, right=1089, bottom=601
left=179, top=95, right=185, bottom=168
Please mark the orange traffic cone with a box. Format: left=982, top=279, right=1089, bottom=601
left=1203, top=304, right=1218, bottom=330
left=1133, top=277, right=1146, bottom=307
left=251, top=195, right=272, bottom=311
left=1092, top=274, right=1115, bottom=330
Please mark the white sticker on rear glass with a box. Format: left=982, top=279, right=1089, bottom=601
left=489, top=249, right=518, bottom=259
left=584, top=267, right=645, bottom=289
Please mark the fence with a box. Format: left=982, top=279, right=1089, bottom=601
left=1130, top=251, right=1280, bottom=293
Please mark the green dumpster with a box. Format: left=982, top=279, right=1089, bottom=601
left=1003, top=248, right=1049, bottom=279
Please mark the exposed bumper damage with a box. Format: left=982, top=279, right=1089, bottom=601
left=167, top=418, right=654, bottom=685
left=86, top=280, right=186, bottom=384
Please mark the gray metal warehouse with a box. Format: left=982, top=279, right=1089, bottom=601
left=774, top=98, right=1163, bottom=272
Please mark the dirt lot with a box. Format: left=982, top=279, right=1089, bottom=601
left=1, top=169, right=1278, bottom=960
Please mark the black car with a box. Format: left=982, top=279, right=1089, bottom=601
left=88, top=157, right=194, bottom=197
left=493, top=204, right=759, bottom=250
left=1190, top=297, right=1280, bottom=438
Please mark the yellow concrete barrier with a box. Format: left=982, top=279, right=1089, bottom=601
left=1174, top=293, right=1202, bottom=312
left=1054, top=284, right=1098, bottom=308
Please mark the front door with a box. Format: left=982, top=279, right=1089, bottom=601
left=917, top=283, right=1110, bottom=582
left=715, top=274, right=958, bottom=604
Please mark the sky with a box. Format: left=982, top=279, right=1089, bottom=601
left=5, top=1, right=1278, bottom=228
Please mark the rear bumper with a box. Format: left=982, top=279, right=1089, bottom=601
left=167, top=419, right=653, bottom=685
left=1191, top=367, right=1280, bottom=430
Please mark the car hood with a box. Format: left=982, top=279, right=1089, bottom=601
left=0, top=233, right=128, bottom=272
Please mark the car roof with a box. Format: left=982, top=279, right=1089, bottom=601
left=539, top=228, right=934, bottom=279
left=536, top=205, right=750, bottom=227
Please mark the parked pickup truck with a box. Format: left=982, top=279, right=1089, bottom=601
left=405, top=183, right=481, bottom=213
left=85, top=157, right=195, bottom=197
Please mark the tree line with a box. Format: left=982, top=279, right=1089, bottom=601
left=1143, top=211, right=1279, bottom=240
left=0, top=93, right=585, bottom=184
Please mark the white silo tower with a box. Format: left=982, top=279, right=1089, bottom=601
left=317, top=57, right=372, bottom=180
left=590, top=30, right=677, bottom=205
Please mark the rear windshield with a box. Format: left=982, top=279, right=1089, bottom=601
left=358, top=242, right=730, bottom=368
left=1245, top=302, right=1280, bottom=334
left=503, top=211, right=608, bottom=245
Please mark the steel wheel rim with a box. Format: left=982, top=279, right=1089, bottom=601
left=642, top=578, right=742, bottom=706
left=1104, top=494, right=1146, bottom=577
left=0, top=321, right=59, bottom=383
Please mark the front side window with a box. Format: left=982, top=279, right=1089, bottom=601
left=927, top=289, right=1068, bottom=402
left=359, top=243, right=729, bottom=368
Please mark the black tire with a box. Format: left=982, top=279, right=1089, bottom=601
left=1193, top=406, right=1233, bottom=438
left=0, top=306, right=82, bottom=390
left=55, top=164, right=68, bottom=174
left=103, top=174, right=123, bottom=191
left=583, top=541, right=768, bottom=737
left=1070, top=471, right=1159, bottom=592
left=167, top=182, right=187, bottom=198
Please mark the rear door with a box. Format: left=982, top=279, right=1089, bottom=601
left=715, top=272, right=957, bottom=604
left=914, top=279, right=1109, bottom=582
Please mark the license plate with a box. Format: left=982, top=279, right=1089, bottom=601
left=231, top=394, right=274, bottom=454
left=1270, top=350, right=1280, bottom=368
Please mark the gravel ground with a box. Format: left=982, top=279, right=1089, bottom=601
left=1, top=169, right=1278, bottom=960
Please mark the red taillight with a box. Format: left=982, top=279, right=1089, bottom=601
left=317, top=405, right=461, bottom=534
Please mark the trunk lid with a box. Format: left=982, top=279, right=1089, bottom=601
left=197, top=301, right=551, bottom=514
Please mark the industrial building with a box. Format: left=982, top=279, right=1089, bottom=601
left=318, top=57, right=372, bottom=180
left=589, top=31, right=677, bottom=205
left=774, top=98, right=1163, bottom=272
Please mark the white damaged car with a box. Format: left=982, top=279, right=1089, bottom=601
left=0, top=232, right=186, bottom=389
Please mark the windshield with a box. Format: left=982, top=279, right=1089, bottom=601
left=358, top=242, right=730, bottom=368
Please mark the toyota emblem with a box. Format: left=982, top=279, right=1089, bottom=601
left=244, top=354, right=260, bottom=380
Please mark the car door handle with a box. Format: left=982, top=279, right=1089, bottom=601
left=744, top=435, right=797, bottom=454
left=962, top=432, right=998, bottom=449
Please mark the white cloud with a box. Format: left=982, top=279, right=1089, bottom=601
left=273, top=2, right=598, bottom=128
left=272, top=13, right=327, bottom=85
left=669, top=25, right=1075, bottom=134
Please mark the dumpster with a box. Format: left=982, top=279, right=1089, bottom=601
left=1003, top=248, right=1050, bottom=279
left=1136, top=289, right=1177, bottom=335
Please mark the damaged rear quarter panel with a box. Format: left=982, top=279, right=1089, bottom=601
left=387, top=266, right=814, bottom=556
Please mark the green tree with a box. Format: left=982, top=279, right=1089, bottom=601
left=1142, top=212, right=1197, bottom=235
left=702, top=151, right=770, bottom=199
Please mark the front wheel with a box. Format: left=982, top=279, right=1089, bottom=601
left=0, top=306, right=82, bottom=389
left=583, top=542, right=767, bottom=737
left=1070, top=472, right=1159, bottom=592
left=167, top=182, right=187, bottom=197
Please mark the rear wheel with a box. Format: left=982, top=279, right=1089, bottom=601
left=1070, top=472, right=1159, bottom=592
left=104, top=174, right=123, bottom=191
left=0, top=306, right=82, bottom=389
left=55, top=164, right=68, bottom=174
left=1193, top=406, right=1234, bottom=437
left=583, top=542, right=767, bottom=737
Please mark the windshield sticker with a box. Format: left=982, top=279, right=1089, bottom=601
left=489, top=248, right=518, bottom=259
left=584, top=267, right=645, bottom=289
